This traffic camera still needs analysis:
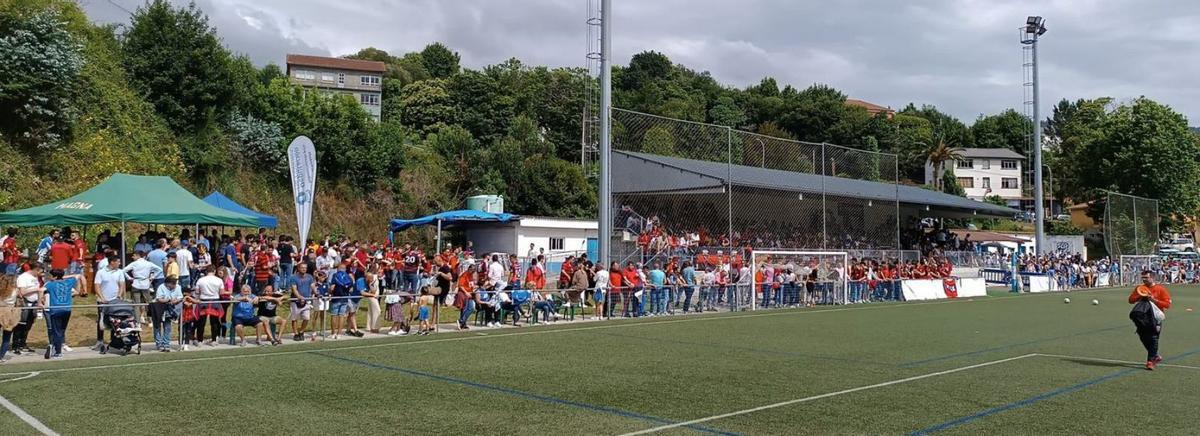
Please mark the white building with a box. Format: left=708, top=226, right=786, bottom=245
left=925, top=148, right=1026, bottom=208
left=464, top=217, right=598, bottom=272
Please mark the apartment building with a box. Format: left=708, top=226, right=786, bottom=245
left=925, top=148, right=1025, bottom=208
left=285, top=54, right=386, bottom=120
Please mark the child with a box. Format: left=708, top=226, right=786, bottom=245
left=416, top=287, right=434, bottom=335
left=312, top=271, right=329, bottom=341
left=181, top=288, right=200, bottom=350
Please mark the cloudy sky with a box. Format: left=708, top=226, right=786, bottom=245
left=81, top=0, right=1199, bottom=124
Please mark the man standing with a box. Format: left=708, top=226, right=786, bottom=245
left=487, top=255, right=506, bottom=292
left=12, top=264, right=44, bottom=355
left=146, top=239, right=169, bottom=289
left=175, top=239, right=194, bottom=290
left=123, top=251, right=162, bottom=323
left=402, top=244, right=423, bottom=295
left=93, top=255, right=124, bottom=350
left=36, top=229, right=58, bottom=264
left=1129, top=271, right=1171, bottom=370
left=0, top=228, right=18, bottom=275
left=290, top=262, right=315, bottom=341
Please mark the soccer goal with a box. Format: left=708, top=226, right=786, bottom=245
left=1117, top=255, right=1158, bottom=286
left=750, top=250, right=848, bottom=310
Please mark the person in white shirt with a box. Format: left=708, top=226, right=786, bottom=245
left=11, top=264, right=44, bottom=354
left=93, top=255, right=124, bottom=350
left=123, top=251, right=162, bottom=323
left=175, top=241, right=194, bottom=290
left=487, top=255, right=506, bottom=291
left=593, top=264, right=609, bottom=318
left=193, top=267, right=225, bottom=346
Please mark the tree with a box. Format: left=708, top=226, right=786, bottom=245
left=398, top=79, right=455, bottom=134
left=941, top=171, right=965, bottom=196
left=778, top=84, right=848, bottom=142
left=923, top=133, right=963, bottom=191
left=1074, top=98, right=1200, bottom=224
left=984, top=195, right=1007, bottom=207
left=122, top=0, right=235, bottom=134
left=0, top=7, right=84, bottom=149
left=642, top=126, right=677, bottom=156
left=227, top=111, right=285, bottom=174
left=971, top=109, right=1032, bottom=153
left=708, top=95, right=747, bottom=128
left=420, top=43, right=460, bottom=79
left=900, top=104, right=973, bottom=149
left=862, top=136, right=882, bottom=182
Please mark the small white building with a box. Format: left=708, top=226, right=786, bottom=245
left=465, top=217, right=598, bottom=269
left=925, top=148, right=1026, bottom=208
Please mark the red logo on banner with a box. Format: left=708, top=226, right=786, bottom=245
left=943, top=278, right=958, bottom=298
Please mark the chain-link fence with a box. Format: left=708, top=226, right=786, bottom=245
left=610, top=108, right=901, bottom=264
left=1103, top=191, right=1159, bottom=258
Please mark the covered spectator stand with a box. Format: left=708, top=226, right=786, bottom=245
left=389, top=210, right=520, bottom=252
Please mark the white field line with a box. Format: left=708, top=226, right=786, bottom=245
left=0, top=285, right=1130, bottom=377
left=1035, top=353, right=1200, bottom=370
left=618, top=354, right=1040, bottom=435
left=0, top=372, right=56, bottom=435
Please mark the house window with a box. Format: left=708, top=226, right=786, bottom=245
left=956, top=159, right=973, bottom=169
left=359, top=93, right=380, bottom=106
left=549, top=238, right=565, bottom=251
left=956, top=177, right=974, bottom=188
left=980, top=159, right=990, bottom=170
left=293, top=70, right=315, bottom=80
left=1001, top=160, right=1018, bottom=170
left=320, top=73, right=335, bottom=82
left=982, top=177, right=991, bottom=190
left=360, top=75, right=381, bottom=86
left=337, top=73, right=345, bottom=86
left=1002, top=177, right=1019, bottom=189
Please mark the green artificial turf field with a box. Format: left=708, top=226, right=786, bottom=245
left=0, top=285, right=1197, bottom=435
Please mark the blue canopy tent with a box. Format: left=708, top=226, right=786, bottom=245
left=389, top=209, right=520, bottom=252
left=202, top=192, right=279, bottom=229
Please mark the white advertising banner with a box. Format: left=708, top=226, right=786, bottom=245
left=287, top=136, right=317, bottom=248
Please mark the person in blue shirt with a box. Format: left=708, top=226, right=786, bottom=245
left=345, top=269, right=365, bottom=338
left=146, top=239, right=169, bottom=289
left=153, top=277, right=183, bottom=352
left=328, top=263, right=354, bottom=340
left=36, top=229, right=58, bottom=264
left=231, top=284, right=265, bottom=346
left=42, top=269, right=82, bottom=359
left=681, top=262, right=697, bottom=313
left=313, top=271, right=329, bottom=340
left=648, top=263, right=667, bottom=316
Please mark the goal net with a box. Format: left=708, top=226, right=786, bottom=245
left=1117, top=255, right=1158, bottom=286
left=750, top=251, right=848, bottom=309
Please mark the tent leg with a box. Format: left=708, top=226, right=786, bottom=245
left=120, top=221, right=127, bottom=266
left=436, top=220, right=442, bottom=253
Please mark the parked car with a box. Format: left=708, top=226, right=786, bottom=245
left=1159, top=238, right=1196, bottom=252
left=1053, top=214, right=1071, bottom=221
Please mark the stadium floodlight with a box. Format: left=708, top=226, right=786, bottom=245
left=1021, top=15, right=1047, bottom=253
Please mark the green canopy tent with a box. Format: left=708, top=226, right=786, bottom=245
left=0, top=173, right=259, bottom=263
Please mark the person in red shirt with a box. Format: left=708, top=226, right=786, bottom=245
left=623, top=262, right=641, bottom=317
left=1129, top=271, right=1171, bottom=370
left=1, top=228, right=18, bottom=275
left=253, top=249, right=274, bottom=295
left=606, top=262, right=624, bottom=318
left=49, top=237, right=74, bottom=271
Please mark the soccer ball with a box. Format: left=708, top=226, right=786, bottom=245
left=1092, top=299, right=1099, bottom=305
left=1063, top=298, right=1071, bottom=304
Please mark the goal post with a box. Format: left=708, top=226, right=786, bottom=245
left=1117, top=255, right=1157, bottom=286
left=750, top=250, right=849, bottom=310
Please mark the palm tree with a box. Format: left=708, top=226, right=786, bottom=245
left=923, top=134, right=964, bottom=191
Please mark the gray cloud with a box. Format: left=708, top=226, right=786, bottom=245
left=80, top=0, right=1200, bottom=123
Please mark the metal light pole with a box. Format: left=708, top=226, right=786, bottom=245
left=1021, top=16, right=1047, bottom=254
left=597, top=0, right=612, bottom=267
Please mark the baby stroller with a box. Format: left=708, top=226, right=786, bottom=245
left=100, top=299, right=142, bottom=355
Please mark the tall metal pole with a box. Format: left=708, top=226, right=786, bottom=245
left=1031, top=34, right=1045, bottom=254
left=597, top=0, right=612, bottom=268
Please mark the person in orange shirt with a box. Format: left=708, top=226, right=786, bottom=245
left=524, top=258, right=546, bottom=290
left=1128, top=270, right=1171, bottom=370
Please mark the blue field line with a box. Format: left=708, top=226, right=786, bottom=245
left=909, top=347, right=1200, bottom=435
left=312, top=352, right=739, bottom=435
left=899, top=324, right=1128, bottom=368
left=590, top=331, right=894, bottom=367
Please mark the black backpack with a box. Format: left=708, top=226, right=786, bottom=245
left=1129, top=299, right=1156, bottom=329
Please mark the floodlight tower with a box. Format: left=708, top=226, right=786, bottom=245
left=598, top=0, right=612, bottom=267
left=1021, top=16, right=1047, bottom=254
